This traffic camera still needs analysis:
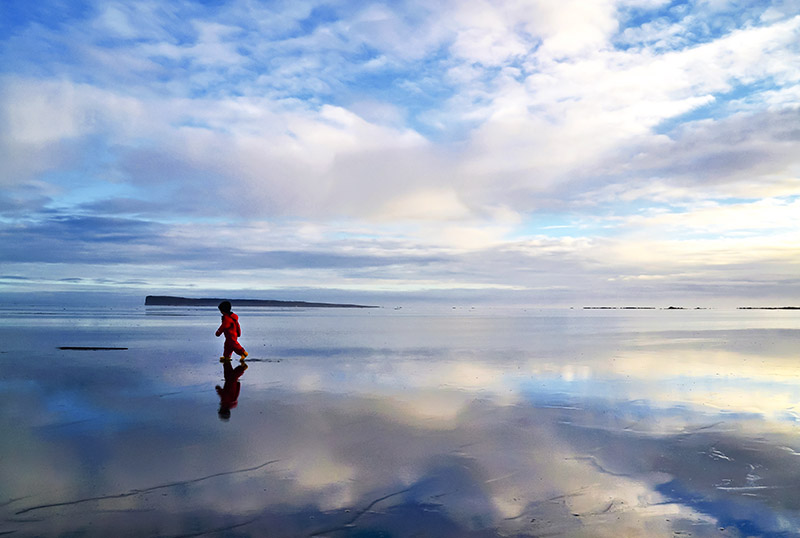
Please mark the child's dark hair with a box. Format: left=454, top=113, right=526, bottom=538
left=218, top=301, right=232, bottom=313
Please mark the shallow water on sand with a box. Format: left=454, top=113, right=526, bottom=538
left=1, top=305, right=800, bottom=537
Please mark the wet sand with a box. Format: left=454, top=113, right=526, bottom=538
left=1, top=306, right=800, bottom=536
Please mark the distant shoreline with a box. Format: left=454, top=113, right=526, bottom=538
left=737, top=306, right=800, bottom=310
left=144, top=295, right=379, bottom=308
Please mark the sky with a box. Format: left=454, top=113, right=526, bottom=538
left=1, top=0, right=799, bottom=307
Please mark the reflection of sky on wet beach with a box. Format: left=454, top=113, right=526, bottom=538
left=2, top=306, right=800, bottom=536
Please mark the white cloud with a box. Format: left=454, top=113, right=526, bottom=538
left=138, top=20, right=245, bottom=67
left=378, top=188, right=471, bottom=221
left=524, top=0, right=620, bottom=58
left=447, top=0, right=530, bottom=65
left=625, top=198, right=800, bottom=236
left=2, top=79, right=90, bottom=145
left=0, top=77, right=148, bottom=186
left=454, top=14, right=800, bottom=198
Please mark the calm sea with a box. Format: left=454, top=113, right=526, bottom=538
left=1, top=304, right=799, bottom=537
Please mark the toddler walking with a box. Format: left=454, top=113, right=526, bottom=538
left=215, top=301, right=248, bottom=363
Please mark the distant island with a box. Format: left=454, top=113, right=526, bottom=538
left=145, top=295, right=378, bottom=308
left=738, top=306, right=800, bottom=310
left=583, top=306, right=708, bottom=310
left=583, top=306, right=656, bottom=310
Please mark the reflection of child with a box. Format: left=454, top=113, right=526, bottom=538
left=216, top=360, right=247, bottom=421
left=215, top=301, right=248, bottom=363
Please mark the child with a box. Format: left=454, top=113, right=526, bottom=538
left=215, top=301, right=248, bottom=363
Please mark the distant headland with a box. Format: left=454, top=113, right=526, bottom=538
left=145, top=295, right=378, bottom=308
left=737, top=306, right=800, bottom=310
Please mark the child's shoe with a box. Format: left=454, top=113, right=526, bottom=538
left=220, top=356, right=231, bottom=363
left=239, top=351, right=248, bottom=363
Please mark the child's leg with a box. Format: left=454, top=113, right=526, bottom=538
left=232, top=340, right=247, bottom=359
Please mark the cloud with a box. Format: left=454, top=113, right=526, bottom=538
left=623, top=197, right=800, bottom=236
left=449, top=13, right=800, bottom=209
left=0, top=0, right=799, bottom=304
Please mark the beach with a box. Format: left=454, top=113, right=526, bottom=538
left=2, top=304, right=800, bottom=537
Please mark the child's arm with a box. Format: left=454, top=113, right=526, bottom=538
left=215, top=317, right=227, bottom=337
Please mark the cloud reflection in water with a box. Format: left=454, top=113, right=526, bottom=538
left=1, top=307, right=799, bottom=536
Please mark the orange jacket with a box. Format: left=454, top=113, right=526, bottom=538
left=216, top=312, right=241, bottom=339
